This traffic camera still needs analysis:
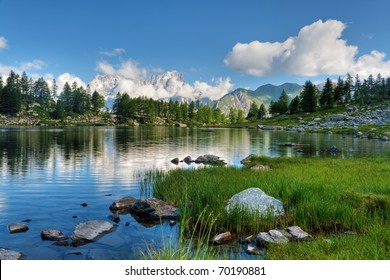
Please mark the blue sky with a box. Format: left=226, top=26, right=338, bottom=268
left=1, top=0, right=390, bottom=99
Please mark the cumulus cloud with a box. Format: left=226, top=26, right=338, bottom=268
left=57, top=73, right=87, bottom=92
left=225, top=19, right=390, bottom=78
left=0, top=59, right=48, bottom=78
left=97, top=60, right=147, bottom=80
left=99, top=48, right=125, bottom=57
left=0, top=36, right=7, bottom=49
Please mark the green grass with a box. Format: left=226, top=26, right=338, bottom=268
left=149, top=155, right=390, bottom=259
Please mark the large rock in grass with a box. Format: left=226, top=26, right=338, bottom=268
left=226, top=188, right=284, bottom=217
left=71, top=220, right=116, bottom=246
left=240, top=154, right=256, bottom=164
left=0, top=248, right=23, bottom=260
left=286, top=226, right=312, bottom=241
left=212, top=231, right=232, bottom=245
left=256, top=230, right=289, bottom=245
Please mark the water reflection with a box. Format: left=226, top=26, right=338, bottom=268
left=0, top=127, right=389, bottom=259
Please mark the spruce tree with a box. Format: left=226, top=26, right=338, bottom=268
left=300, top=81, right=318, bottom=112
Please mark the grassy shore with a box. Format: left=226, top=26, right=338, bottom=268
left=149, top=155, right=390, bottom=259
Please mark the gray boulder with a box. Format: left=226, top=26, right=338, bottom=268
left=41, top=229, right=68, bottom=241
left=109, top=196, right=139, bottom=212
left=72, top=220, right=116, bottom=246
left=287, top=226, right=312, bottom=241
left=257, top=230, right=289, bottom=245
left=226, top=188, right=284, bottom=217
left=0, top=248, right=23, bottom=260
left=8, top=223, right=29, bottom=234
left=327, top=145, right=340, bottom=153
left=170, top=157, right=180, bottom=165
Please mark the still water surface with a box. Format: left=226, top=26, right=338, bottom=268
left=1, top=126, right=389, bottom=259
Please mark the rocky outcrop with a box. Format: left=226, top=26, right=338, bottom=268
left=255, top=226, right=312, bottom=247
left=183, top=155, right=193, bottom=164
left=41, top=229, right=68, bottom=241
left=8, top=223, right=29, bottom=234
left=212, top=232, right=232, bottom=245
left=71, top=220, right=116, bottom=246
left=226, top=188, right=284, bottom=217
left=109, top=196, right=138, bottom=212
left=0, top=248, right=23, bottom=260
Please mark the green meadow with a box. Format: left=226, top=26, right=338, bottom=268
left=146, top=155, right=390, bottom=259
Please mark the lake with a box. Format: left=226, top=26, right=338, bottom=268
left=1, top=126, right=389, bottom=259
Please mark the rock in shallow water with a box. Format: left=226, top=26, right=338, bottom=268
left=41, top=229, right=68, bottom=241
left=8, top=223, right=29, bottom=234
left=256, top=230, right=289, bottom=245
left=212, top=231, right=232, bottom=245
left=0, top=248, right=23, bottom=260
left=226, top=188, right=284, bottom=217
left=72, top=220, right=116, bottom=246
left=109, top=196, right=139, bottom=212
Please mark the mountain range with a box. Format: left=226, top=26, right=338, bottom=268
left=88, top=70, right=302, bottom=115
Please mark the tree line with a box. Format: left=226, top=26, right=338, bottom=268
left=113, top=92, right=228, bottom=124
left=263, top=73, right=390, bottom=116
left=0, top=70, right=105, bottom=118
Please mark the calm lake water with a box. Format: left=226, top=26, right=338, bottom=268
left=1, top=126, right=389, bottom=260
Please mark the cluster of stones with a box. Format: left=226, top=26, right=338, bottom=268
left=255, top=106, right=390, bottom=141
left=2, top=194, right=177, bottom=259
left=171, top=154, right=226, bottom=165
left=210, top=186, right=312, bottom=256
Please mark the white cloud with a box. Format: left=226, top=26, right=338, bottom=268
left=225, top=19, right=390, bottom=78
left=99, top=48, right=125, bottom=57
left=0, top=36, right=7, bottom=49
left=57, top=73, right=87, bottom=92
left=97, top=59, right=147, bottom=80
left=0, top=59, right=47, bottom=77
left=95, top=60, right=233, bottom=101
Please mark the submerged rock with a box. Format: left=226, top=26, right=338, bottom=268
left=8, top=223, right=29, bottom=234
left=0, top=248, right=23, bottom=260
left=244, top=244, right=264, bottom=256
left=212, top=231, right=232, bottom=245
left=109, top=196, right=139, bottom=212
left=226, top=188, right=284, bottom=217
left=71, top=220, right=116, bottom=246
left=41, top=229, right=68, bottom=241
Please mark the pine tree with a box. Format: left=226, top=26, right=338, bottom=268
left=333, top=77, right=344, bottom=104
left=229, top=107, right=237, bottom=124
left=246, top=102, right=259, bottom=120
left=289, top=96, right=301, bottom=114
left=277, top=90, right=289, bottom=114
left=300, top=81, right=318, bottom=112
left=91, top=91, right=105, bottom=114
left=258, top=103, right=267, bottom=119
left=319, top=78, right=334, bottom=109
